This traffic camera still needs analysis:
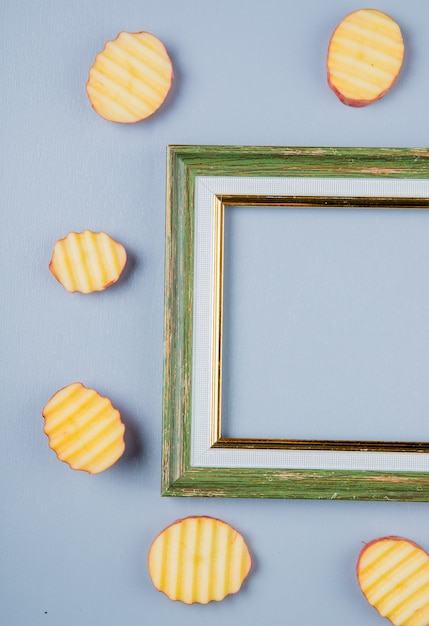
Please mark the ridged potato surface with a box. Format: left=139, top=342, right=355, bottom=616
left=49, top=230, right=126, bottom=293
left=86, top=31, right=173, bottom=123
left=42, top=383, right=125, bottom=474
left=357, top=537, right=429, bottom=626
left=148, top=516, right=252, bottom=604
left=327, top=9, right=404, bottom=106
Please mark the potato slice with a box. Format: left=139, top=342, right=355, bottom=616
left=86, top=31, right=173, bottom=123
left=42, top=382, right=125, bottom=474
left=357, top=536, right=429, bottom=626
left=148, top=516, right=252, bottom=604
left=327, top=9, right=404, bottom=107
left=49, top=230, right=127, bottom=293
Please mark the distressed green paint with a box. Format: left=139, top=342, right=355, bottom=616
left=162, top=145, right=429, bottom=500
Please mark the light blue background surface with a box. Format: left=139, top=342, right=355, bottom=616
left=2, top=1, right=429, bottom=624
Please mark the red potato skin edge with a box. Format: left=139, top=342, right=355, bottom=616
left=86, top=31, right=174, bottom=124
left=356, top=535, right=427, bottom=584
left=48, top=265, right=126, bottom=293
left=49, top=261, right=127, bottom=293
left=327, top=69, right=399, bottom=107
left=326, top=9, right=404, bottom=108
left=48, top=230, right=127, bottom=293
left=42, top=382, right=94, bottom=474
left=147, top=515, right=253, bottom=604
left=42, top=382, right=125, bottom=474
left=356, top=536, right=429, bottom=622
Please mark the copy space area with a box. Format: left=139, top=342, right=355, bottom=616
left=221, top=206, right=429, bottom=441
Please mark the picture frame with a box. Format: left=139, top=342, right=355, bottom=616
left=162, top=145, right=429, bottom=500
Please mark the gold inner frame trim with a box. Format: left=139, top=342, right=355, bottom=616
left=211, top=194, right=429, bottom=453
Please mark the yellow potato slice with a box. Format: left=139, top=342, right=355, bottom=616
left=42, top=382, right=125, bottom=474
left=357, top=537, right=429, bottom=626
left=327, top=9, right=404, bottom=107
left=148, top=516, right=252, bottom=604
left=86, top=31, right=173, bottom=123
left=49, top=230, right=127, bottom=293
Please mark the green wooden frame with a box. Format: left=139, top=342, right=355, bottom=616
left=162, top=145, right=429, bottom=500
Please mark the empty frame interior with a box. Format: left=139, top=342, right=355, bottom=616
left=212, top=196, right=429, bottom=453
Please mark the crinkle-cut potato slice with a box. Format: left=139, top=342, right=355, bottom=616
left=42, top=382, right=125, bottom=474
left=86, top=31, right=173, bottom=123
left=148, top=516, right=252, bottom=604
left=327, top=9, right=404, bottom=107
left=357, top=536, right=429, bottom=626
left=49, top=230, right=127, bottom=294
